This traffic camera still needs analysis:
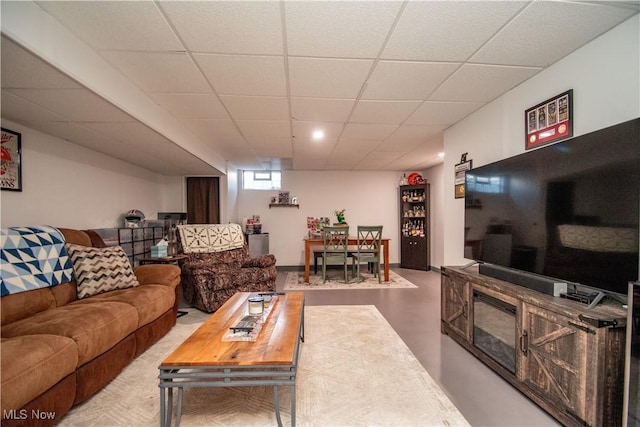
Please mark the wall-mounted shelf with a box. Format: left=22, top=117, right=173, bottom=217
left=269, top=203, right=299, bottom=209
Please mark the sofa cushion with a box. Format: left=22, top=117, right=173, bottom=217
left=66, top=244, right=140, bottom=299
left=1, top=334, right=78, bottom=413
left=71, top=285, right=175, bottom=328
left=0, top=287, right=56, bottom=326
left=1, top=302, right=138, bottom=366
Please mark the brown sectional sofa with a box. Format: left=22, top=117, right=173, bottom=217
left=1, top=228, right=181, bottom=427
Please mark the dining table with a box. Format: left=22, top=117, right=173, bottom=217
left=303, top=236, right=390, bottom=283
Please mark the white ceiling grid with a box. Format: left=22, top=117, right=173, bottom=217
left=0, top=0, right=637, bottom=174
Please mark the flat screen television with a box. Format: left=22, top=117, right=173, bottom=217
left=464, top=118, right=639, bottom=297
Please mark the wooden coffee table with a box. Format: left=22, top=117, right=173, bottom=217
left=158, top=291, right=305, bottom=427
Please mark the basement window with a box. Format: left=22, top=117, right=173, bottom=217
left=242, top=170, right=282, bottom=190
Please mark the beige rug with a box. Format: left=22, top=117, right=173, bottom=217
left=58, top=306, right=468, bottom=426
left=284, top=270, right=418, bottom=290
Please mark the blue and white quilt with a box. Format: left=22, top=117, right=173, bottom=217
left=1, top=226, right=74, bottom=296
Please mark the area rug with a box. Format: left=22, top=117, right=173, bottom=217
left=58, top=306, right=468, bottom=426
left=284, top=270, right=418, bottom=290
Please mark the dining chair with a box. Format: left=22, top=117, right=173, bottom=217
left=321, top=226, right=350, bottom=283
left=352, top=225, right=383, bottom=283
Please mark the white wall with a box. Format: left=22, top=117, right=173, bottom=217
left=442, top=15, right=640, bottom=266
left=423, top=163, right=444, bottom=269
left=0, top=119, right=181, bottom=229
left=236, top=170, right=402, bottom=266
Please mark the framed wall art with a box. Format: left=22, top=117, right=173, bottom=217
left=454, top=154, right=472, bottom=199
left=1, top=128, right=22, bottom=191
left=525, top=90, right=573, bottom=150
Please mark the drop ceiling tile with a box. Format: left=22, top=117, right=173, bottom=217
left=364, top=151, right=404, bottom=161
left=294, top=138, right=337, bottom=156
left=325, top=156, right=362, bottom=170
left=471, top=1, right=638, bottom=67
left=150, top=93, right=230, bottom=120
left=290, top=98, right=355, bottom=123
left=101, top=51, right=210, bottom=93
left=334, top=138, right=381, bottom=153
left=292, top=121, right=345, bottom=140
left=23, top=121, right=117, bottom=146
left=251, top=143, right=293, bottom=159
left=184, top=119, right=243, bottom=141
left=38, top=1, right=182, bottom=51
left=350, top=100, right=422, bottom=124
left=387, top=125, right=445, bottom=141
left=220, top=96, right=289, bottom=121
left=1, top=38, right=81, bottom=89
left=382, top=1, right=526, bottom=61
left=430, top=64, right=541, bottom=103
left=82, top=122, right=170, bottom=149
left=195, top=54, right=286, bottom=96
left=405, top=101, right=485, bottom=126
left=8, top=88, right=134, bottom=122
left=285, top=1, right=401, bottom=58
left=1, top=90, right=68, bottom=124
left=341, top=123, right=398, bottom=140
left=375, top=139, right=423, bottom=152
left=362, top=61, right=460, bottom=100
left=161, top=1, right=283, bottom=55
left=293, top=157, right=328, bottom=170
left=288, top=57, right=373, bottom=98
left=353, top=158, right=393, bottom=170
left=236, top=120, right=291, bottom=138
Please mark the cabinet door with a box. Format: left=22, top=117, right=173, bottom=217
left=401, top=237, right=428, bottom=270
left=519, top=303, right=596, bottom=425
left=441, top=272, right=471, bottom=341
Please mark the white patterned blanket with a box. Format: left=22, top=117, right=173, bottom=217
left=1, top=226, right=75, bottom=296
left=177, top=224, right=245, bottom=254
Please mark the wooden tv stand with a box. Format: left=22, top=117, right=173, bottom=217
left=441, top=265, right=627, bottom=427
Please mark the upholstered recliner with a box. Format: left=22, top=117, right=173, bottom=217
left=177, top=224, right=277, bottom=313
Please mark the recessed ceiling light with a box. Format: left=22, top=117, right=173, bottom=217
left=312, top=130, right=325, bottom=140
left=438, top=152, right=445, bottom=158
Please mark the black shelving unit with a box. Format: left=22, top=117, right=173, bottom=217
left=400, top=184, right=430, bottom=270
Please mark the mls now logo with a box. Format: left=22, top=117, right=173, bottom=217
left=3, top=409, right=56, bottom=420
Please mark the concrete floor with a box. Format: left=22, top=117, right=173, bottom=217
left=276, top=267, right=560, bottom=427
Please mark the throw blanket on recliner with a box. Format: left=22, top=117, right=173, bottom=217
left=177, top=224, right=245, bottom=254
left=0, top=226, right=74, bottom=296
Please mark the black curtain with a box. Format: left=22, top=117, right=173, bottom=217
left=186, top=177, right=220, bottom=224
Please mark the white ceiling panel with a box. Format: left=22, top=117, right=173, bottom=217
left=292, top=121, right=345, bottom=140
left=288, top=57, right=374, bottom=98
left=430, top=64, right=541, bottom=103
left=350, top=100, right=422, bottom=125
left=101, top=51, right=211, bottom=93
left=220, top=96, right=290, bottom=121
left=38, top=1, right=182, bottom=51
left=341, top=123, right=398, bottom=140
left=362, top=61, right=460, bottom=100
left=184, top=119, right=244, bottom=141
left=405, top=101, right=485, bottom=126
left=387, top=125, right=445, bottom=141
left=236, top=120, right=291, bottom=139
left=1, top=37, right=81, bottom=89
left=195, top=54, right=287, bottom=97
left=150, top=93, right=230, bottom=120
left=472, top=1, right=638, bottom=67
left=290, top=98, right=355, bottom=123
left=1, top=90, right=68, bottom=124
left=160, top=1, right=283, bottom=55
left=7, top=88, right=134, bottom=122
left=3, top=1, right=635, bottom=173
left=284, top=1, right=401, bottom=58
left=382, top=1, right=527, bottom=61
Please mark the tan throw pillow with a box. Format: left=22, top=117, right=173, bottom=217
left=66, top=244, right=140, bottom=299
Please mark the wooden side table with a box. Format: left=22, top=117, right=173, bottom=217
left=137, top=255, right=187, bottom=265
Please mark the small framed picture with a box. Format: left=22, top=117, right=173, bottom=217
left=1, top=128, right=22, bottom=191
left=454, top=160, right=472, bottom=199
left=278, top=191, right=290, bottom=204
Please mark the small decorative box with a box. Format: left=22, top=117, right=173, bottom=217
left=151, top=245, right=167, bottom=258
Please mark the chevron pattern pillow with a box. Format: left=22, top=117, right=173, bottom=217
left=66, top=244, right=140, bottom=299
